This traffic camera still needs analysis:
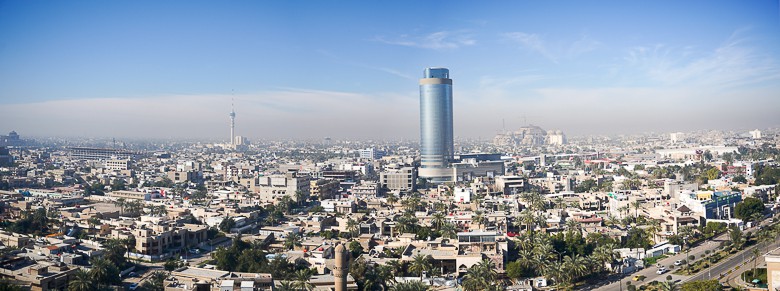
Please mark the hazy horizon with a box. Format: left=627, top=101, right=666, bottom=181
left=1, top=1, right=779, bottom=140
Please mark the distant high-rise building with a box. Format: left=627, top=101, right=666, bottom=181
left=359, top=148, right=385, bottom=160
left=749, top=129, right=762, bottom=139
left=234, top=136, right=248, bottom=146
left=419, top=67, right=454, bottom=182
left=670, top=132, right=684, bottom=144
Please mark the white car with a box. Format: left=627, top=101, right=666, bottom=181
left=656, top=267, right=668, bottom=274
left=674, top=260, right=682, bottom=266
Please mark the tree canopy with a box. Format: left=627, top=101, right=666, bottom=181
left=734, top=197, right=765, bottom=221
left=680, top=279, right=723, bottom=291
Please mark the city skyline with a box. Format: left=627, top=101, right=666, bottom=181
left=1, top=1, right=779, bottom=139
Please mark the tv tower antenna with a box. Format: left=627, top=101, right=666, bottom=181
left=229, top=93, right=236, bottom=146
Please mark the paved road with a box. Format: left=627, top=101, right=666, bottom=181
left=685, top=240, right=778, bottom=283
left=589, top=217, right=778, bottom=291
left=688, top=234, right=780, bottom=287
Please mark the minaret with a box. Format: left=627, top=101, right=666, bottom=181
left=229, top=99, right=236, bottom=145
left=334, top=243, right=349, bottom=291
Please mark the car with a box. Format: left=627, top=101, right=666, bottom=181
left=674, top=260, right=682, bottom=266
left=129, top=283, right=139, bottom=291
left=657, top=267, right=668, bottom=274
left=632, top=275, right=645, bottom=281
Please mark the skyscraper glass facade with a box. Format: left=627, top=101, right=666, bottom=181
left=419, top=67, right=454, bottom=181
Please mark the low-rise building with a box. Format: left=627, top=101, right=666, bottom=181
left=380, top=166, right=416, bottom=192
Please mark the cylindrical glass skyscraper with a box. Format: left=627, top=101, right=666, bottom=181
left=419, top=67, right=454, bottom=182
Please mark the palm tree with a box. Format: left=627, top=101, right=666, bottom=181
left=751, top=247, right=761, bottom=279
left=439, top=222, right=457, bottom=239
left=402, top=197, right=421, bottom=212
left=395, top=215, right=418, bottom=235
left=89, top=257, right=120, bottom=286
left=374, top=265, right=396, bottom=290
left=562, top=254, right=589, bottom=285
left=292, top=269, right=314, bottom=290
left=554, top=196, right=564, bottom=209
left=346, top=218, right=359, bottom=237
left=462, top=259, right=499, bottom=290
left=408, top=254, right=432, bottom=280
left=386, top=260, right=405, bottom=276
left=729, top=226, right=744, bottom=250
left=430, top=213, right=445, bottom=229
left=631, top=200, right=642, bottom=218
left=565, top=219, right=581, bottom=235
left=472, top=210, right=486, bottom=230
left=276, top=281, right=296, bottom=291
left=519, top=210, right=535, bottom=233
left=386, top=195, right=398, bottom=209
left=535, top=212, right=548, bottom=230
left=592, top=244, right=619, bottom=274
left=284, top=233, right=302, bottom=250
left=68, top=269, right=93, bottom=291
left=294, top=190, right=307, bottom=206
left=517, top=248, right=536, bottom=268
left=659, top=280, right=678, bottom=291
left=113, top=198, right=126, bottom=215
left=390, top=281, right=428, bottom=291
left=543, top=259, right=566, bottom=289
left=647, top=219, right=662, bottom=244
left=140, top=271, right=168, bottom=291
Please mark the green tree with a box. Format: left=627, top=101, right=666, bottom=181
left=219, top=217, right=236, bottom=233
left=292, top=269, right=314, bottom=291
left=680, top=279, right=722, bottom=291
left=462, top=259, right=499, bottom=291
left=68, top=269, right=94, bottom=291
left=110, top=179, right=126, bottom=191
left=89, top=257, right=121, bottom=286
left=164, top=259, right=184, bottom=271
left=623, top=228, right=651, bottom=249
left=704, top=167, right=720, bottom=181
left=734, top=197, right=766, bottom=221
left=505, top=261, right=524, bottom=281
left=348, top=240, right=363, bottom=258
left=732, top=175, right=747, bottom=184
left=100, top=239, right=128, bottom=268
left=659, top=280, right=678, bottom=291
left=139, top=271, right=167, bottom=291
left=575, top=179, right=598, bottom=193
left=439, top=222, right=457, bottom=239
left=275, top=281, right=296, bottom=291
left=284, top=233, right=302, bottom=250
left=430, top=213, right=446, bottom=229
left=390, top=280, right=429, bottom=291
left=729, top=226, right=744, bottom=250
left=408, top=254, right=432, bottom=280
left=346, top=218, right=359, bottom=238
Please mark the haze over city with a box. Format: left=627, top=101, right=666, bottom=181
left=1, top=1, right=779, bottom=139
left=4, top=3, right=780, bottom=291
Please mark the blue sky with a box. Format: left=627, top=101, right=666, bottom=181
left=1, top=1, right=779, bottom=139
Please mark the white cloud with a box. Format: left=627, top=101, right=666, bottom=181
left=502, top=32, right=601, bottom=62
left=374, top=30, right=476, bottom=50
left=503, top=32, right=554, bottom=60
left=624, top=35, right=780, bottom=89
